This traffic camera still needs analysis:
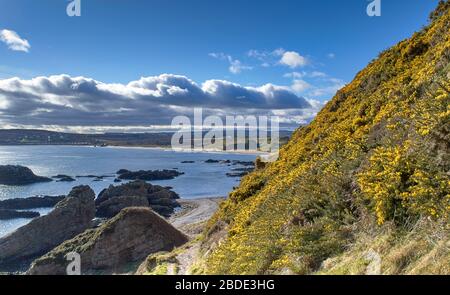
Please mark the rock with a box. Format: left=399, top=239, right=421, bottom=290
left=91, top=218, right=105, bottom=228
left=96, top=181, right=180, bottom=217
left=96, top=195, right=149, bottom=218
left=205, top=159, right=220, bottom=163
left=0, top=209, right=40, bottom=220
left=232, top=160, right=255, bottom=167
left=117, top=169, right=184, bottom=181
left=76, top=175, right=113, bottom=179
left=27, top=207, right=188, bottom=275
left=232, top=167, right=254, bottom=172
left=181, top=161, right=195, bottom=163
left=226, top=171, right=249, bottom=177
left=52, top=175, right=76, bottom=182
left=0, top=195, right=65, bottom=210
left=0, top=165, right=52, bottom=186
left=116, top=169, right=130, bottom=175
left=0, top=186, right=95, bottom=268
left=113, top=178, right=122, bottom=183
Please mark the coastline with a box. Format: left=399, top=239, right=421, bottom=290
left=0, top=144, right=263, bottom=156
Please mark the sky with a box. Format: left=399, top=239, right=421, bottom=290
left=0, top=0, right=441, bottom=132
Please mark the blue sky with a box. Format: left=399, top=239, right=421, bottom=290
left=0, top=0, right=440, bottom=131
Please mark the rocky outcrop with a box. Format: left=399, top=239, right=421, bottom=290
left=232, top=160, right=255, bottom=167
left=0, top=186, right=95, bottom=268
left=0, top=165, right=52, bottom=186
left=96, top=181, right=180, bottom=217
left=96, top=195, right=149, bottom=218
left=226, top=167, right=254, bottom=177
left=52, top=175, right=76, bottom=182
left=116, top=169, right=184, bottom=181
left=0, top=209, right=40, bottom=220
left=27, top=207, right=188, bottom=275
left=0, top=195, right=65, bottom=210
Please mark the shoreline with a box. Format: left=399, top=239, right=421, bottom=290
left=0, top=144, right=263, bottom=156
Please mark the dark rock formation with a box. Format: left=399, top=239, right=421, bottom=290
left=232, top=160, right=255, bottom=167
left=116, top=169, right=130, bottom=174
left=0, top=165, right=52, bottom=186
left=0, top=186, right=95, bottom=268
left=0, top=209, right=40, bottom=220
left=226, top=166, right=254, bottom=177
left=96, top=195, right=149, bottom=218
left=52, top=175, right=76, bottom=182
left=76, top=175, right=114, bottom=179
left=226, top=171, right=250, bottom=178
left=117, top=169, right=184, bottom=181
left=181, top=161, right=195, bottom=163
left=27, top=207, right=188, bottom=275
left=205, top=159, right=221, bottom=163
left=0, top=196, right=65, bottom=210
left=96, top=181, right=180, bottom=217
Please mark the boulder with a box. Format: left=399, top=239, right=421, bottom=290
left=96, top=195, right=149, bottom=218
left=0, top=209, right=40, bottom=220
left=96, top=181, right=180, bottom=217
left=0, top=165, right=52, bottom=186
left=0, top=195, right=65, bottom=210
left=0, top=186, right=95, bottom=268
left=27, top=207, right=188, bottom=275
left=117, top=169, right=184, bottom=181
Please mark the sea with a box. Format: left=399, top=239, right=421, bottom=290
left=0, top=145, right=257, bottom=238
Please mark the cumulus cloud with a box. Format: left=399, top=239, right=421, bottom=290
left=0, top=29, right=30, bottom=52
left=209, top=53, right=252, bottom=74
left=279, top=51, right=308, bottom=68
left=0, top=74, right=313, bottom=129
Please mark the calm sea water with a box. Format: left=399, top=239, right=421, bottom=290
left=0, top=145, right=256, bottom=237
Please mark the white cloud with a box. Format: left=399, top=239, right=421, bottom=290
left=309, top=71, right=327, bottom=78
left=229, top=59, right=252, bottom=74
left=0, top=74, right=312, bottom=129
left=209, top=52, right=252, bottom=74
left=0, top=29, right=30, bottom=52
left=247, top=48, right=287, bottom=67
left=279, top=51, right=308, bottom=68
left=291, top=79, right=311, bottom=93
left=284, top=72, right=304, bottom=79
left=308, top=78, right=346, bottom=98
left=283, top=70, right=345, bottom=99
left=327, top=53, right=336, bottom=59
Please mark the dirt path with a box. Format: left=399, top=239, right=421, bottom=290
left=163, top=197, right=224, bottom=274
left=169, top=197, right=224, bottom=237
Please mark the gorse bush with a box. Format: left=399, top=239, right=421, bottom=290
left=201, top=2, right=450, bottom=274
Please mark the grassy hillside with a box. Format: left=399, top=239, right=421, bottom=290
left=199, top=1, right=450, bottom=275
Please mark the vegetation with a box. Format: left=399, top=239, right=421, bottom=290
left=200, top=1, right=450, bottom=275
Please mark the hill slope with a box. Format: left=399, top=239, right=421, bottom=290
left=199, top=1, right=450, bottom=275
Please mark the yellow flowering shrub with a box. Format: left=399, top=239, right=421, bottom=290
left=201, top=2, right=450, bottom=275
